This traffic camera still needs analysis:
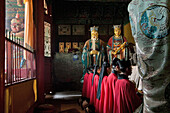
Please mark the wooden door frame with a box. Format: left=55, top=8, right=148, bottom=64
left=0, top=0, right=5, bottom=113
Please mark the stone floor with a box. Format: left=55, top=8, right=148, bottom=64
left=42, top=91, right=84, bottom=113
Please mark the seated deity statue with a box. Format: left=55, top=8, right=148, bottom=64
left=10, top=12, right=25, bottom=68
left=10, top=12, right=24, bottom=44
left=107, top=25, right=128, bottom=65
left=81, top=26, right=106, bottom=83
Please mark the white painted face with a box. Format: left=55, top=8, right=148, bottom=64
left=91, top=30, right=98, bottom=40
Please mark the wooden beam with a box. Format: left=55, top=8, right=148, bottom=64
left=35, top=0, right=45, bottom=103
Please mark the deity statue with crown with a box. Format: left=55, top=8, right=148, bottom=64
left=10, top=12, right=25, bottom=68
left=81, top=26, right=106, bottom=83
left=10, top=11, right=24, bottom=45
left=107, top=25, right=128, bottom=64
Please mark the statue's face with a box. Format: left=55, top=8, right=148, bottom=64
left=114, top=28, right=121, bottom=36
left=11, top=19, right=21, bottom=33
left=91, top=30, right=98, bottom=40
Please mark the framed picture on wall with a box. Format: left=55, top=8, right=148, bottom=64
left=65, top=42, right=71, bottom=53
left=72, top=25, right=85, bottom=35
left=59, top=42, right=64, bottom=53
left=66, top=42, right=71, bottom=49
left=72, top=42, right=78, bottom=49
left=58, top=25, right=71, bottom=35
left=99, top=25, right=108, bottom=35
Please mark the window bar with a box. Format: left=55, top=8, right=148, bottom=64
left=19, top=39, right=21, bottom=81
left=9, top=40, right=12, bottom=85
left=25, top=49, right=27, bottom=79
left=5, top=32, right=36, bottom=85
left=12, top=35, right=14, bottom=83
left=5, top=30, right=7, bottom=39
left=8, top=40, right=11, bottom=85
left=12, top=35, right=15, bottom=83
left=16, top=37, right=19, bottom=82
left=14, top=36, right=17, bottom=82
left=20, top=47, right=23, bottom=80
left=8, top=31, right=10, bottom=39
left=33, top=54, right=36, bottom=78
left=10, top=41, right=12, bottom=84
left=5, top=41, right=8, bottom=84
left=16, top=41, right=18, bottom=81
left=7, top=40, right=11, bottom=85
left=17, top=38, right=19, bottom=81
left=31, top=53, right=33, bottom=78
left=25, top=49, right=29, bottom=78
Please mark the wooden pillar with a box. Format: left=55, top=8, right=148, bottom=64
left=0, top=0, right=5, bottom=112
left=35, top=0, right=45, bottom=103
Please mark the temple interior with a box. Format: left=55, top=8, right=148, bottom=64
left=0, top=0, right=170, bottom=113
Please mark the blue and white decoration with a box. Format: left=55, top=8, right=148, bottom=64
left=140, top=5, right=169, bottom=39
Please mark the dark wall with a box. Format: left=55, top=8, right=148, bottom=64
left=53, top=1, right=130, bottom=52
left=53, top=53, right=83, bottom=91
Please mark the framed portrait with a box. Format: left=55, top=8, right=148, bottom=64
left=72, top=42, right=78, bottom=49
left=99, top=25, right=108, bottom=35
left=58, top=25, right=71, bottom=35
left=72, top=25, right=85, bottom=35
left=66, top=42, right=71, bottom=49
left=59, top=42, right=64, bottom=53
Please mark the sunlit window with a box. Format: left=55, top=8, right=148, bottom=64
left=5, top=0, right=36, bottom=85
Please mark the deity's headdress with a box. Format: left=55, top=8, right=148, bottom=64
left=11, top=11, right=21, bottom=24
left=90, top=26, right=99, bottom=32
left=113, top=25, right=121, bottom=29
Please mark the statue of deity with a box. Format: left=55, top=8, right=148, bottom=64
left=10, top=11, right=24, bottom=45
left=10, top=12, right=25, bottom=68
left=107, top=25, right=128, bottom=65
left=81, top=26, right=106, bottom=83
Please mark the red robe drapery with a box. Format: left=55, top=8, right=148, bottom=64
left=99, top=76, right=108, bottom=113
left=86, top=72, right=94, bottom=99
left=89, top=74, right=99, bottom=105
left=114, top=79, right=142, bottom=113
left=82, top=72, right=89, bottom=97
left=103, top=73, right=118, bottom=113
left=95, top=76, right=108, bottom=113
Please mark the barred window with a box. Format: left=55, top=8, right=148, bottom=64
left=5, top=0, right=36, bottom=85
